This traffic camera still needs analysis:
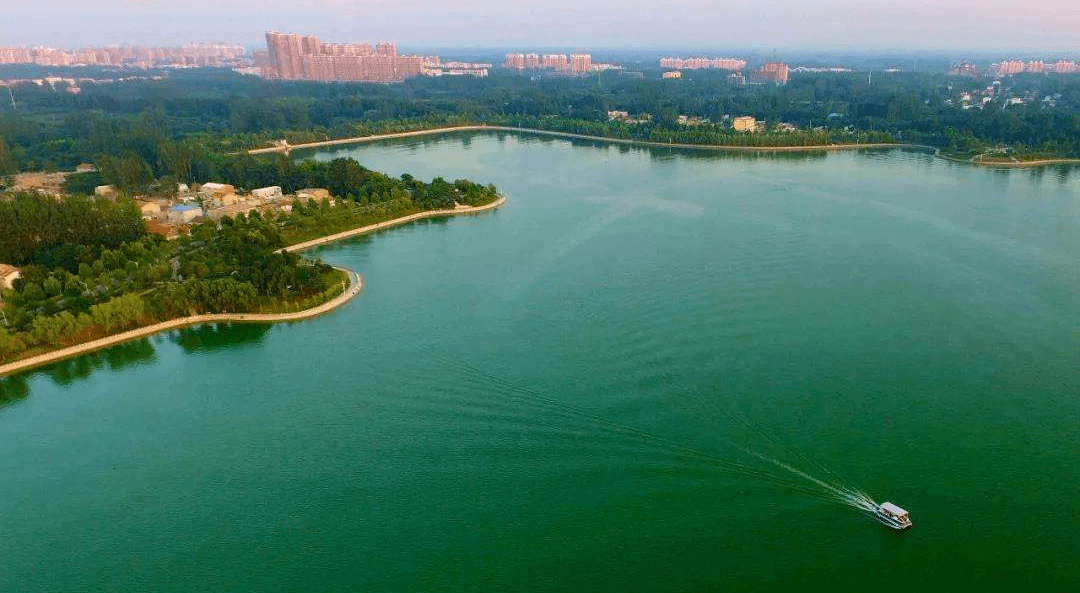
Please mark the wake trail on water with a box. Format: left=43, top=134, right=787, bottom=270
left=688, top=389, right=880, bottom=513
left=432, top=356, right=881, bottom=514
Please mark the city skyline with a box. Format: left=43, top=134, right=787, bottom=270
left=5, top=0, right=1080, bottom=52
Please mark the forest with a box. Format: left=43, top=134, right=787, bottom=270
left=2, top=67, right=1080, bottom=173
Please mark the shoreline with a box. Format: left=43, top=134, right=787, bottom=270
left=249, top=125, right=938, bottom=156
left=251, top=124, right=1080, bottom=168
left=281, top=195, right=506, bottom=253
left=0, top=268, right=362, bottom=378
left=1, top=197, right=507, bottom=378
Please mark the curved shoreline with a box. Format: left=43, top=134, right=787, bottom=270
left=281, top=195, right=506, bottom=253
left=252, top=124, right=1080, bottom=168
left=0, top=268, right=362, bottom=378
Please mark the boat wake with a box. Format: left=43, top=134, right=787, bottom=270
left=431, top=356, right=883, bottom=519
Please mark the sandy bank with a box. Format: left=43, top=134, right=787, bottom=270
left=0, top=268, right=362, bottom=378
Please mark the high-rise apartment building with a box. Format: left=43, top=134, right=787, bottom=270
left=570, top=54, right=592, bottom=73
left=504, top=53, right=526, bottom=69
left=542, top=54, right=570, bottom=70
left=263, top=32, right=424, bottom=82
left=756, top=62, right=790, bottom=85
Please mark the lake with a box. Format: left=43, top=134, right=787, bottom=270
left=2, top=131, right=1079, bottom=590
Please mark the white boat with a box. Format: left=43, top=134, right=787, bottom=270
left=874, top=502, right=912, bottom=530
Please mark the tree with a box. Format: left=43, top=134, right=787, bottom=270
left=0, top=135, right=15, bottom=175
left=98, top=152, right=153, bottom=195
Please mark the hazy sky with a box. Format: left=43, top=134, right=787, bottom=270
left=3, top=0, right=1079, bottom=52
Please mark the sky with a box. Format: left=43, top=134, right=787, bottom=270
left=2, top=0, right=1079, bottom=53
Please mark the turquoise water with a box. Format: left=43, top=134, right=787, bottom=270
left=3, top=132, right=1080, bottom=590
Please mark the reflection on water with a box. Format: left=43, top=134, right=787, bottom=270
left=0, top=374, right=30, bottom=404
left=45, top=339, right=157, bottom=386
left=1, top=322, right=274, bottom=401
left=170, top=322, right=272, bottom=353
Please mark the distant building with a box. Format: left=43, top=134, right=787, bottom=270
left=198, top=182, right=235, bottom=200
left=608, top=110, right=630, bottom=121
left=296, top=188, right=334, bottom=205
left=570, top=54, right=592, bottom=73
left=1051, top=60, right=1078, bottom=74
left=136, top=200, right=162, bottom=219
left=145, top=220, right=179, bottom=240
left=0, top=264, right=21, bottom=291
left=1, top=42, right=245, bottom=69
left=168, top=204, right=203, bottom=224
left=660, top=57, right=747, bottom=71
left=755, top=62, right=790, bottom=85
left=251, top=186, right=283, bottom=202
left=732, top=116, right=759, bottom=132
left=662, top=71, right=682, bottom=79
left=948, top=62, right=980, bottom=77
left=263, top=31, right=426, bottom=83
left=504, top=53, right=526, bottom=69
left=543, top=54, right=569, bottom=70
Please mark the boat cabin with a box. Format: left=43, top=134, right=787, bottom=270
left=876, top=502, right=912, bottom=529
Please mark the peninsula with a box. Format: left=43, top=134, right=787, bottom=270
left=0, top=155, right=503, bottom=376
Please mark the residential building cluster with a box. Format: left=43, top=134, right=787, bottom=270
left=422, top=60, right=492, bottom=78
left=0, top=43, right=246, bottom=69
left=990, top=60, right=1078, bottom=76
left=659, top=57, right=747, bottom=71
left=792, top=65, right=852, bottom=73
left=948, top=62, right=980, bottom=77
left=100, top=181, right=339, bottom=239
left=260, top=32, right=442, bottom=83
left=659, top=57, right=789, bottom=85
left=945, top=80, right=1062, bottom=110
left=0, top=74, right=166, bottom=96
left=502, top=53, right=617, bottom=74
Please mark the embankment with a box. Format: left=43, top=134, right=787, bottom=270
left=281, top=196, right=506, bottom=253
left=0, top=268, right=362, bottom=377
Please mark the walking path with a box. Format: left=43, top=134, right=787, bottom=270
left=281, top=196, right=506, bottom=253
left=0, top=268, right=362, bottom=377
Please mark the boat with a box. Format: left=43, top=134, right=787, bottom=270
left=874, top=502, right=912, bottom=530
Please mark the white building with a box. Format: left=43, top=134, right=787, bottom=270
left=251, top=186, right=283, bottom=202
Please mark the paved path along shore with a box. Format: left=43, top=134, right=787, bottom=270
left=0, top=268, right=362, bottom=378
left=281, top=196, right=506, bottom=253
